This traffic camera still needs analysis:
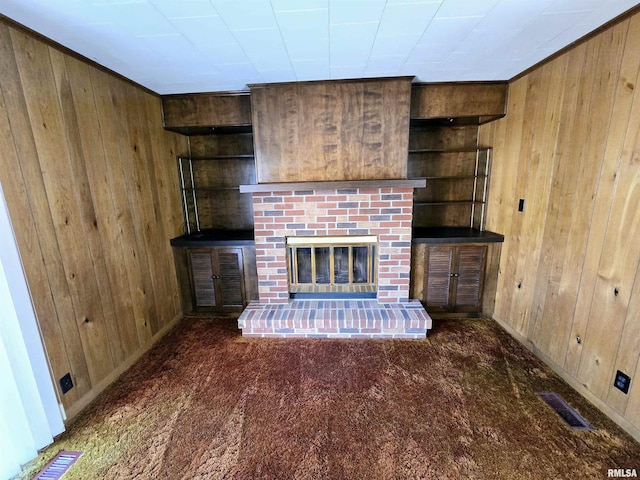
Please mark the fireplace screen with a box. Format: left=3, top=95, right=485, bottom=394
left=287, top=236, right=377, bottom=298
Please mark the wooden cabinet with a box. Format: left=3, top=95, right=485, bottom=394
left=410, top=82, right=507, bottom=124
left=412, top=244, right=487, bottom=314
left=249, top=77, right=412, bottom=183
left=161, top=92, right=252, bottom=135
left=188, top=248, right=246, bottom=311
left=173, top=245, right=258, bottom=315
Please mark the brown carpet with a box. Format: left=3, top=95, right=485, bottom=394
left=16, top=317, right=639, bottom=480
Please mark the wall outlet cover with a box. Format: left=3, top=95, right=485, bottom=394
left=614, top=370, right=631, bottom=394
left=59, top=372, right=74, bottom=394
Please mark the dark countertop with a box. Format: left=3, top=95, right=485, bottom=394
left=170, top=229, right=255, bottom=247
left=411, top=227, right=504, bottom=244
left=171, top=227, right=503, bottom=247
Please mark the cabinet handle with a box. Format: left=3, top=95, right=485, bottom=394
left=211, top=275, right=220, bottom=280
left=450, top=273, right=459, bottom=277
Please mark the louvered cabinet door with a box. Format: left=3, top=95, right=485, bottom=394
left=422, top=244, right=487, bottom=314
left=187, top=247, right=246, bottom=312
left=188, top=250, right=217, bottom=307
left=453, top=245, right=486, bottom=312
left=425, top=247, right=454, bottom=311
left=216, top=249, right=246, bottom=308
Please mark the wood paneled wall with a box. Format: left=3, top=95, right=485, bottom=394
left=480, top=11, right=640, bottom=440
left=0, top=20, right=189, bottom=418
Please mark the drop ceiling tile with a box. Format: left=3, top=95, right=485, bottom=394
left=276, top=8, right=329, bottom=59
left=284, top=36, right=330, bottom=61
left=434, top=0, right=500, bottom=18
left=477, top=0, right=556, bottom=29
left=500, top=10, right=591, bottom=57
left=92, top=1, right=176, bottom=36
left=183, top=72, right=225, bottom=83
left=211, top=0, right=279, bottom=31
left=330, top=64, right=367, bottom=80
left=377, top=1, right=440, bottom=36
left=135, top=33, right=196, bottom=58
left=69, top=21, right=138, bottom=53
left=366, top=55, right=407, bottom=73
left=271, top=0, right=327, bottom=12
left=9, top=0, right=101, bottom=27
left=84, top=0, right=144, bottom=4
left=156, top=79, right=245, bottom=94
left=454, top=27, right=521, bottom=55
left=197, top=42, right=251, bottom=65
left=276, top=8, right=328, bottom=35
left=400, top=61, right=440, bottom=77
left=329, top=0, right=386, bottom=25
left=544, top=0, right=602, bottom=13
left=371, top=34, right=421, bottom=57
left=386, top=0, right=441, bottom=4
left=214, top=64, right=263, bottom=86
left=330, top=22, right=378, bottom=64
left=407, top=43, right=452, bottom=63
left=148, top=0, right=219, bottom=19
left=254, top=69, right=297, bottom=83
left=417, top=16, right=483, bottom=46
left=233, top=28, right=292, bottom=71
left=587, top=2, right=640, bottom=25
left=292, top=59, right=331, bottom=80
left=169, top=16, right=236, bottom=45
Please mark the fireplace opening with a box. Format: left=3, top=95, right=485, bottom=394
left=287, top=236, right=377, bottom=299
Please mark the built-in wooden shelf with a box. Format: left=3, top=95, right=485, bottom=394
left=239, top=178, right=426, bottom=193
left=414, top=201, right=486, bottom=206
left=184, top=155, right=255, bottom=161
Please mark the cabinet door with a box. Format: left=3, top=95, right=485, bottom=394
left=425, top=246, right=454, bottom=311
left=189, top=250, right=217, bottom=307
left=423, top=244, right=487, bottom=313
left=217, top=249, right=245, bottom=308
left=453, top=245, right=486, bottom=312
left=188, top=248, right=246, bottom=311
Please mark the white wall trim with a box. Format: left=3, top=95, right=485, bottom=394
left=0, top=182, right=64, bottom=479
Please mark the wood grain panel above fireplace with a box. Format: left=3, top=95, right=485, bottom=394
left=250, top=77, right=412, bottom=183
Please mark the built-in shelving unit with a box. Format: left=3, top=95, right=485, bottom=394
left=408, top=143, right=491, bottom=230
left=178, top=154, right=256, bottom=233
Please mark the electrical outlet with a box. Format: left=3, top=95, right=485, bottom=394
left=59, top=373, right=74, bottom=394
left=518, top=199, right=525, bottom=212
left=614, top=370, right=631, bottom=394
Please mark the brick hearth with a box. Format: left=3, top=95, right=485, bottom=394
left=238, top=299, right=432, bottom=338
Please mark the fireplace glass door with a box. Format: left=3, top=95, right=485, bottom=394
left=287, top=236, right=377, bottom=298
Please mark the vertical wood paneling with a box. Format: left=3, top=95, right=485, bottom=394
left=62, top=55, right=140, bottom=360
left=0, top=26, right=87, bottom=405
left=481, top=12, right=640, bottom=440
left=0, top=20, right=188, bottom=417
left=12, top=30, right=116, bottom=385
left=251, top=78, right=411, bottom=183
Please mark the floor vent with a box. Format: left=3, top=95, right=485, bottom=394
left=34, top=451, right=82, bottom=480
left=537, top=392, right=593, bottom=430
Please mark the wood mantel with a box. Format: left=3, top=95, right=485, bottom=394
left=239, top=178, right=426, bottom=193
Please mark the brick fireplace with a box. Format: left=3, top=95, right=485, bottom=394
left=236, top=77, right=431, bottom=338
left=252, top=185, right=414, bottom=303
left=237, top=180, right=432, bottom=338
